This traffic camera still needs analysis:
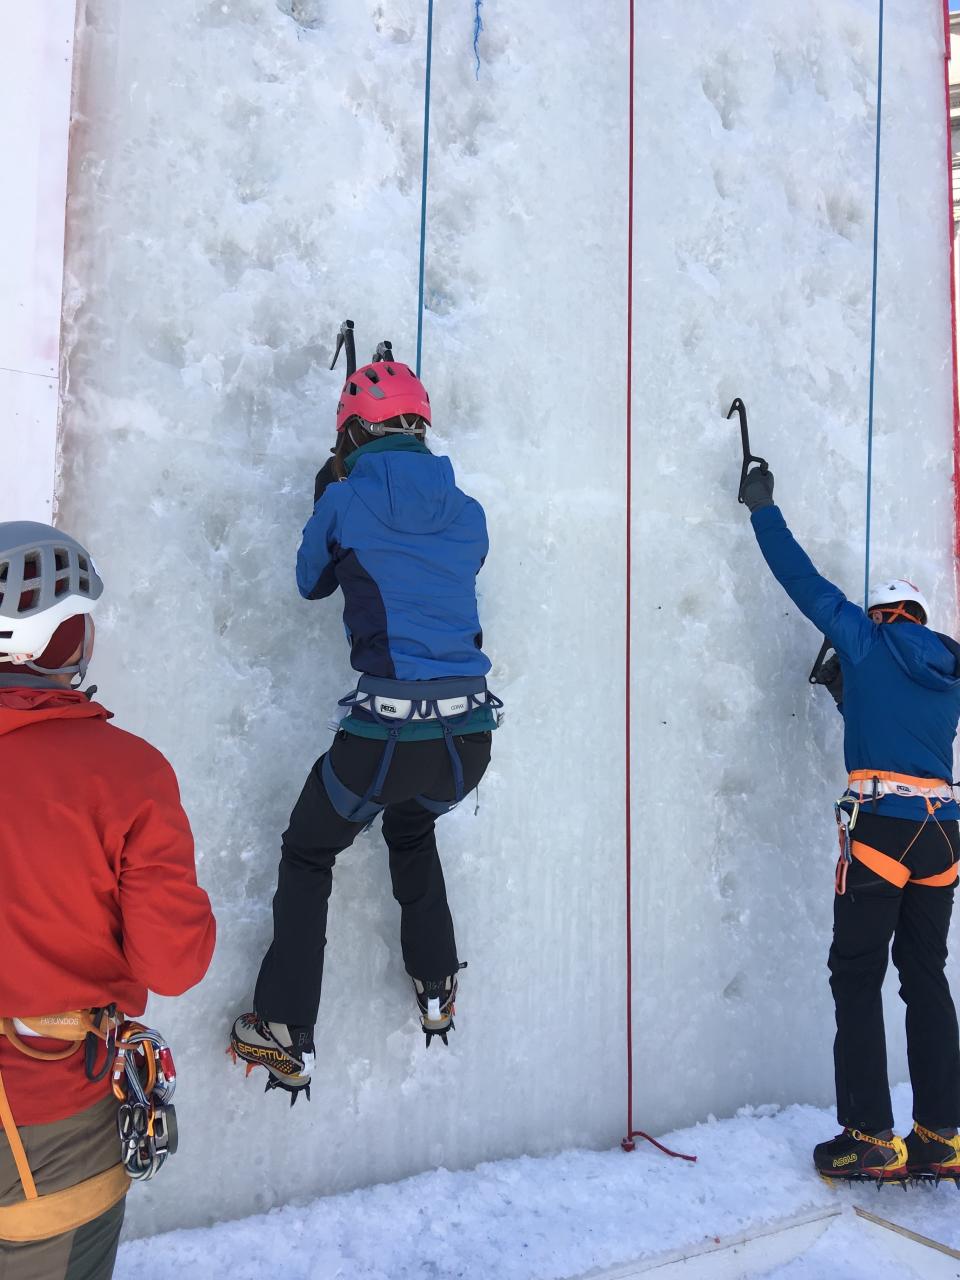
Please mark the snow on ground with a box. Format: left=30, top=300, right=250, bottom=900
left=114, top=1084, right=960, bottom=1279
left=59, top=0, right=959, bottom=1240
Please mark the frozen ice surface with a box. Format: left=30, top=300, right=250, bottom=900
left=110, top=1084, right=960, bottom=1279
left=59, top=0, right=958, bottom=1238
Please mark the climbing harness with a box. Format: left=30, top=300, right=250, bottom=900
left=111, top=1022, right=178, bottom=1181
left=0, top=1006, right=177, bottom=1241
left=833, top=771, right=958, bottom=895
left=725, top=398, right=769, bottom=505
left=326, top=675, right=503, bottom=824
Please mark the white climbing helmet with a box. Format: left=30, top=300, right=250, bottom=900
left=867, top=578, right=929, bottom=626
left=0, top=522, right=103, bottom=664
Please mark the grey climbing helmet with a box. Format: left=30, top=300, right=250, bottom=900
left=0, top=522, right=103, bottom=675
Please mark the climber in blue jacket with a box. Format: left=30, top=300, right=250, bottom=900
left=743, top=463, right=960, bottom=1185
left=232, top=343, right=498, bottom=1102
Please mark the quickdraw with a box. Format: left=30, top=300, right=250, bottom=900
left=111, top=1023, right=178, bottom=1181
left=834, top=800, right=856, bottom=896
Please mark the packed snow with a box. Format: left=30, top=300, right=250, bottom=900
left=58, top=0, right=958, bottom=1242
left=111, top=1084, right=960, bottom=1279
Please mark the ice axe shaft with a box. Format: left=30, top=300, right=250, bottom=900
left=727, top=398, right=769, bottom=503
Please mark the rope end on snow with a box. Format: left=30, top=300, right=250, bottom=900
left=622, top=1129, right=698, bottom=1163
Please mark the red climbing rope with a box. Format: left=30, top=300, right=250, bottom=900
left=940, top=1, right=960, bottom=590
left=619, top=0, right=696, bottom=1167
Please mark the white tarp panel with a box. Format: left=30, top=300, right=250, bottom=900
left=0, top=2, right=76, bottom=521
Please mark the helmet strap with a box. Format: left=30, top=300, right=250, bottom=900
left=869, top=604, right=923, bottom=626
left=20, top=616, right=93, bottom=687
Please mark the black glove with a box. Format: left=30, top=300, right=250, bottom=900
left=740, top=465, right=774, bottom=513
left=813, top=653, right=844, bottom=707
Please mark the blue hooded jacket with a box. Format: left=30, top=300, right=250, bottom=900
left=297, top=437, right=491, bottom=684
left=752, top=505, right=960, bottom=820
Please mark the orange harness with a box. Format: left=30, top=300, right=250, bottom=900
left=835, top=771, right=958, bottom=894
left=0, top=1011, right=128, bottom=1243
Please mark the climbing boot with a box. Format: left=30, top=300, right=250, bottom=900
left=229, top=1013, right=314, bottom=1104
left=813, top=1127, right=908, bottom=1184
left=413, top=965, right=464, bottom=1047
left=904, top=1122, right=960, bottom=1184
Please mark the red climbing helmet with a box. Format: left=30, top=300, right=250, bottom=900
left=331, top=319, right=431, bottom=434
left=336, top=360, right=431, bottom=433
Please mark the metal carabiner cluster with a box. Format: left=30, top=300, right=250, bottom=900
left=111, top=1022, right=178, bottom=1181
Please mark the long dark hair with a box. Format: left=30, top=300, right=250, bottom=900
left=331, top=415, right=428, bottom=480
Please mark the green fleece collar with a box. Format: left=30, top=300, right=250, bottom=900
left=343, top=436, right=431, bottom=475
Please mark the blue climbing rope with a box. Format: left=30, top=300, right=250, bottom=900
left=415, top=0, right=435, bottom=379
left=864, top=0, right=884, bottom=606
left=473, top=1, right=484, bottom=79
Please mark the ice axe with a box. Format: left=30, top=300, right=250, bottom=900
left=726, top=398, right=768, bottom=504
left=330, top=318, right=357, bottom=377
left=809, top=636, right=835, bottom=685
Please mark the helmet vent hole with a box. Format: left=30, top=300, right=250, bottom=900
left=386, top=366, right=396, bottom=375
left=23, top=552, right=40, bottom=581
left=79, top=576, right=90, bottom=592
left=54, top=579, right=69, bottom=597
left=54, top=549, right=69, bottom=572
left=0, top=563, right=7, bottom=583
left=348, top=383, right=358, bottom=397
left=0, top=630, right=11, bottom=640
left=18, top=588, right=39, bottom=613
left=364, top=369, right=379, bottom=383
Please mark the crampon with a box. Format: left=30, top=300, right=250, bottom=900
left=413, top=963, right=466, bottom=1048
left=228, top=1013, right=313, bottom=1106
left=111, top=1022, right=178, bottom=1180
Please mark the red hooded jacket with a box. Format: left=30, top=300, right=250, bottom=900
left=0, top=686, right=216, bottom=1125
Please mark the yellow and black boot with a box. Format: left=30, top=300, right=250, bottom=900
left=904, top=1122, right=960, bottom=1184
left=229, top=1013, right=314, bottom=1104
left=813, top=1128, right=908, bottom=1184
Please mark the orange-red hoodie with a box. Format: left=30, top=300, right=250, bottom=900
left=0, top=686, right=216, bottom=1125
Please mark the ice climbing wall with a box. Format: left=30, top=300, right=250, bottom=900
left=58, top=0, right=956, bottom=1236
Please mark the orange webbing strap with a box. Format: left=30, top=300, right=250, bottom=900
left=851, top=840, right=911, bottom=888
left=0, top=1165, right=129, bottom=1244
left=0, top=1067, right=38, bottom=1199
left=912, top=864, right=959, bottom=887
left=848, top=769, right=952, bottom=792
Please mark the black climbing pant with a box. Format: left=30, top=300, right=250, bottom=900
left=830, top=811, right=960, bottom=1132
left=254, top=728, right=492, bottom=1028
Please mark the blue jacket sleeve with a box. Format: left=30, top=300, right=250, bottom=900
left=296, top=489, right=341, bottom=600
left=750, top=505, right=875, bottom=664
